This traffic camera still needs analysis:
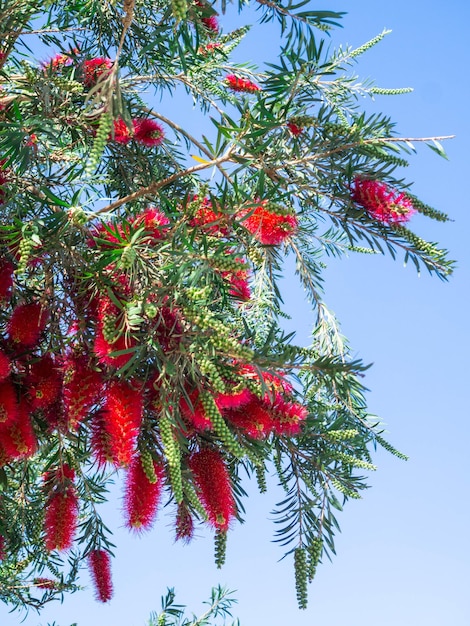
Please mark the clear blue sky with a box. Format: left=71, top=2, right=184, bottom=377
left=2, top=1, right=469, bottom=625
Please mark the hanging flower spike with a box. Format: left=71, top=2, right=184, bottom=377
left=7, top=302, right=48, bottom=348
left=88, top=549, right=113, bottom=603
left=0, top=351, right=11, bottom=382
left=132, top=118, right=165, bottom=147
left=61, top=354, right=104, bottom=430
left=0, top=378, right=18, bottom=425
left=43, top=464, right=78, bottom=552
left=27, top=355, right=62, bottom=410
left=175, top=501, right=194, bottom=543
left=82, top=57, right=113, bottom=87
left=0, top=258, right=14, bottom=300
left=100, top=380, right=144, bottom=467
left=238, top=200, right=298, bottom=245
left=1, top=398, right=37, bottom=458
left=189, top=448, right=235, bottom=532
left=124, top=453, right=165, bottom=531
left=351, top=177, right=416, bottom=224
left=225, top=74, right=261, bottom=94
left=110, top=117, right=133, bottom=144
left=224, top=397, right=274, bottom=439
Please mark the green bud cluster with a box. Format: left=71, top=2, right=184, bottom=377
left=208, top=255, right=248, bottom=273
left=331, top=478, right=361, bottom=499
left=102, top=314, right=119, bottom=343
left=184, top=482, right=208, bottom=520
left=50, top=75, right=84, bottom=93
left=171, top=0, right=188, bottom=21
left=144, top=301, right=158, bottom=319
left=86, top=112, right=113, bottom=176
left=294, top=547, right=308, bottom=609
left=307, top=537, right=323, bottom=583
left=405, top=194, right=450, bottom=222
left=332, top=451, right=377, bottom=471
left=15, top=237, right=34, bottom=274
left=369, top=86, right=413, bottom=96
left=325, top=429, right=359, bottom=441
left=185, top=285, right=211, bottom=301
left=198, top=356, right=226, bottom=393
left=120, top=244, right=137, bottom=269
left=200, top=391, right=245, bottom=458
left=159, top=416, right=183, bottom=502
left=246, top=245, right=264, bottom=266
left=289, top=114, right=316, bottom=128
left=140, top=448, right=157, bottom=484
left=67, top=207, right=88, bottom=225
left=392, top=225, right=448, bottom=262
left=214, top=529, right=227, bottom=569
left=255, top=464, right=267, bottom=493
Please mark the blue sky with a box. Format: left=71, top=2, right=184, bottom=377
left=2, top=1, right=469, bottom=625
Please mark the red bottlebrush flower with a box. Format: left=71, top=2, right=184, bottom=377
left=225, top=74, right=261, bottom=94
left=42, top=51, right=73, bottom=71
left=110, top=117, right=132, bottom=144
left=175, top=501, right=194, bottom=543
left=94, top=326, right=136, bottom=369
left=189, top=196, right=230, bottom=237
left=270, top=398, right=307, bottom=436
left=179, top=389, right=213, bottom=431
left=44, top=467, right=78, bottom=552
left=124, top=453, right=165, bottom=531
left=215, top=385, right=252, bottom=411
left=189, top=448, right=235, bottom=532
left=62, top=354, right=104, bottom=430
left=33, top=577, right=57, bottom=589
left=100, top=380, right=144, bottom=466
left=287, top=121, right=303, bottom=136
left=202, top=15, right=218, bottom=31
left=351, top=177, right=416, bottom=224
left=150, top=305, right=183, bottom=353
left=0, top=378, right=18, bottom=425
left=198, top=42, right=222, bottom=55
left=88, top=549, right=113, bottom=603
left=27, top=355, right=62, bottom=410
left=220, top=257, right=251, bottom=301
left=89, top=220, right=124, bottom=248
left=132, top=118, right=165, bottom=147
left=7, top=302, right=48, bottom=348
left=0, top=350, right=11, bottom=381
left=224, top=397, right=274, bottom=439
left=82, top=57, right=113, bottom=87
left=238, top=200, right=298, bottom=245
left=0, top=257, right=14, bottom=300
left=132, top=207, right=170, bottom=242
left=0, top=398, right=37, bottom=458
left=90, top=409, right=115, bottom=467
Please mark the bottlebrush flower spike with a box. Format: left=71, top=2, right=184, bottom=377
left=100, top=380, right=144, bottom=466
left=0, top=535, right=5, bottom=560
left=351, top=177, right=416, bottom=224
left=33, top=577, right=57, bottom=589
left=0, top=398, right=37, bottom=458
left=0, top=378, right=18, bottom=425
left=82, top=57, right=113, bottom=87
left=270, top=398, right=308, bottom=436
left=189, top=448, right=235, bottom=531
left=238, top=200, right=298, bottom=245
left=90, top=409, right=115, bottom=466
left=225, top=74, right=261, bottom=94
left=110, top=117, right=132, bottom=144
left=0, top=350, right=11, bottom=381
left=88, top=549, right=113, bottom=603
left=132, top=118, right=165, bottom=147
left=224, top=397, right=274, bottom=439
left=175, top=501, right=194, bottom=543
left=124, top=453, right=165, bottom=531
left=27, top=355, right=62, bottom=410
left=132, top=207, right=170, bottom=242
left=62, top=354, right=104, bottom=430
left=7, top=302, right=48, bottom=348
left=43, top=464, right=78, bottom=552
left=189, top=196, right=231, bottom=236
left=179, top=389, right=213, bottom=431
left=0, top=257, right=14, bottom=300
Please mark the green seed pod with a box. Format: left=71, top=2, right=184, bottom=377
left=307, top=537, right=323, bottom=583
left=120, top=244, right=137, bottom=269
left=214, top=529, right=227, bottom=568
left=171, top=0, right=188, bottom=22
left=140, top=448, right=157, bottom=484
left=294, top=547, right=308, bottom=609
left=159, top=416, right=183, bottom=503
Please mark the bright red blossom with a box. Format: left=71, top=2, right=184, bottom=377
left=238, top=200, right=298, bottom=245
left=287, top=121, right=303, bottom=135
left=88, top=550, right=113, bottom=603
left=0, top=378, right=18, bottom=424
left=189, top=448, right=235, bottom=531
left=43, top=465, right=78, bottom=552
left=111, top=117, right=132, bottom=144
left=82, top=57, right=113, bottom=87
left=0, top=351, right=11, bottom=381
left=132, top=118, right=165, bottom=147
left=124, top=454, right=165, bottom=530
left=7, top=302, right=48, bottom=348
left=62, top=354, right=104, bottom=429
left=27, top=355, right=62, bottom=410
left=351, top=177, right=416, bottom=224
left=0, top=257, right=14, bottom=299
left=225, top=74, right=261, bottom=94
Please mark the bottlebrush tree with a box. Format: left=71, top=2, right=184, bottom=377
left=0, top=0, right=453, bottom=615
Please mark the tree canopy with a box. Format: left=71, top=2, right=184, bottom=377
left=0, top=0, right=453, bottom=615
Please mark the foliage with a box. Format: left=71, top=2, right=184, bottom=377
left=0, top=0, right=453, bottom=616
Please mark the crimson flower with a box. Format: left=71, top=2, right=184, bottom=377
left=124, top=454, right=165, bottom=531
left=82, top=57, right=112, bottom=87
left=225, top=74, right=261, bottom=94
left=238, top=200, right=298, bottom=245
left=111, top=117, right=132, bottom=144
left=132, top=118, right=165, bottom=147
left=88, top=550, right=113, bottom=603
left=287, top=121, right=303, bottom=136
left=351, top=177, right=416, bottom=224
